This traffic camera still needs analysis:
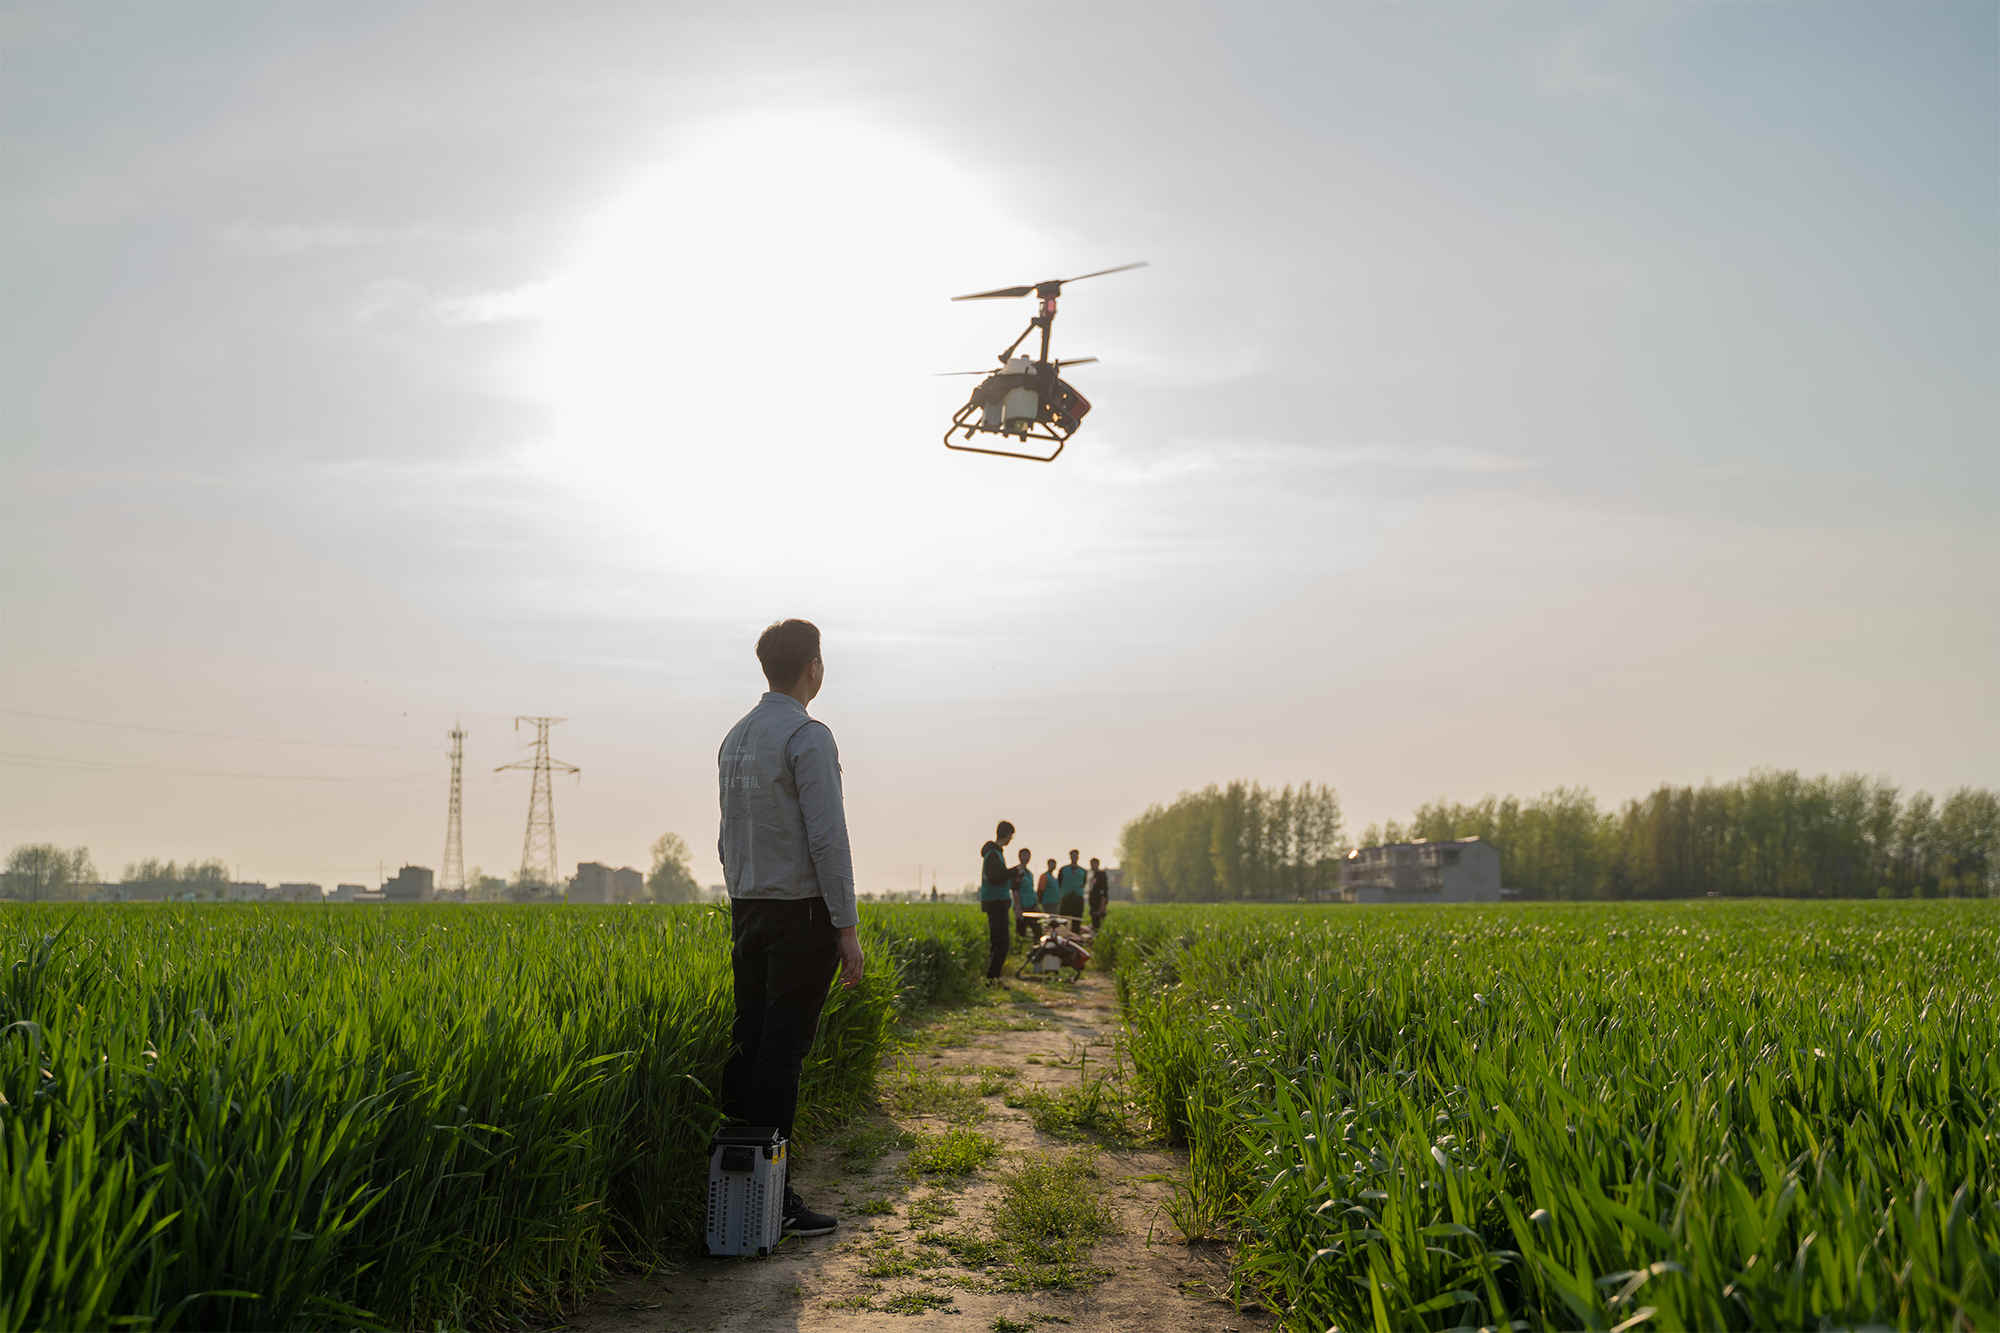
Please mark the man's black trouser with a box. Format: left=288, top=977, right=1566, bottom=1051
left=982, top=899, right=1011, bottom=978
left=723, top=896, right=838, bottom=1143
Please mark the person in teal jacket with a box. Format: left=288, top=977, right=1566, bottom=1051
left=1012, top=848, right=1036, bottom=939
left=1056, top=850, right=1088, bottom=923
left=1037, top=859, right=1060, bottom=917
left=979, top=821, right=1016, bottom=984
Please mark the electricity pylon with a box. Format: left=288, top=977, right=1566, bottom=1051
left=440, top=724, right=466, bottom=896
left=495, top=716, right=578, bottom=889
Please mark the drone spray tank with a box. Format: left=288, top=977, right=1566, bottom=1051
left=984, top=356, right=1042, bottom=433
left=939, top=262, right=1145, bottom=462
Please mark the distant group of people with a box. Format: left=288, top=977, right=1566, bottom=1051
left=976, top=820, right=1110, bottom=983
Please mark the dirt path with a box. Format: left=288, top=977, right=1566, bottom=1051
left=560, top=969, right=1271, bottom=1333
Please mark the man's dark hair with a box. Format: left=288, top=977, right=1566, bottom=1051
left=1069, top=849, right=1079, bottom=858
left=996, top=820, right=1015, bottom=840
left=756, top=619, right=821, bottom=691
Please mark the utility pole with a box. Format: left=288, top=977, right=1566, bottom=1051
left=495, top=716, right=579, bottom=891
left=441, top=724, right=466, bottom=896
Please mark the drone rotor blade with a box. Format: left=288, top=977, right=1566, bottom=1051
left=950, top=264, right=1145, bottom=301
left=934, top=369, right=994, bottom=377
left=1059, top=261, right=1148, bottom=284
left=950, top=283, right=1036, bottom=301
left=1054, top=357, right=1098, bottom=368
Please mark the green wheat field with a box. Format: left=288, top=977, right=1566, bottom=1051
left=1100, top=902, right=1999, bottom=1331
left=3, top=900, right=1994, bottom=1331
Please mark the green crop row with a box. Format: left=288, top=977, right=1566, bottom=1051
left=1100, top=900, right=2000, bottom=1332
left=0, top=902, right=987, bottom=1331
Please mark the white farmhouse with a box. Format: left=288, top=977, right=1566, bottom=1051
left=1336, top=838, right=1502, bottom=904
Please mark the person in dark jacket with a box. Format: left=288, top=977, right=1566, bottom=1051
left=1087, top=857, right=1110, bottom=932
left=978, top=821, right=1016, bottom=983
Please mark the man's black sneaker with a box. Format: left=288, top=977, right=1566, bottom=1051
left=782, top=1189, right=837, bottom=1237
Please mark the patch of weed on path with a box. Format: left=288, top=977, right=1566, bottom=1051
left=989, top=1149, right=1118, bottom=1290
left=904, top=1127, right=1002, bottom=1178
left=833, top=1121, right=911, bottom=1173
left=881, top=1062, right=990, bottom=1123
left=1004, top=1078, right=1143, bottom=1145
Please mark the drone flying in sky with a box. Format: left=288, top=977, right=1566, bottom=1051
left=939, top=261, right=1147, bottom=462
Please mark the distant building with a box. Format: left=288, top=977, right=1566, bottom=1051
left=102, top=880, right=180, bottom=902
left=382, top=865, right=434, bottom=902
left=570, top=863, right=647, bottom=903
left=270, top=882, right=323, bottom=902
left=570, top=861, right=613, bottom=903
left=224, top=881, right=268, bottom=902
left=1337, top=839, right=1502, bottom=904
left=329, top=883, right=370, bottom=902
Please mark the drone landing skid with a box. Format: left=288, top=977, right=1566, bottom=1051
left=943, top=409, right=1070, bottom=463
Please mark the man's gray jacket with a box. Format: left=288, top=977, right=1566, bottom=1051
left=717, top=692, right=858, bottom=928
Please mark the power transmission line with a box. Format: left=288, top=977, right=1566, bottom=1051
left=495, top=717, right=578, bottom=889
left=0, top=748, right=427, bottom=783
left=0, top=706, right=410, bottom=750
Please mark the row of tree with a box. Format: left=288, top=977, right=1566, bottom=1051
left=1119, top=781, right=1347, bottom=901
left=1373, top=771, right=1999, bottom=899
left=1118, top=770, right=1999, bottom=903
left=120, top=857, right=233, bottom=889
left=1, top=849, right=245, bottom=900
left=2, top=834, right=710, bottom=904
left=0, top=844, right=98, bottom=900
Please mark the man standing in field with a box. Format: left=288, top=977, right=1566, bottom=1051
left=1056, top=850, right=1088, bottom=923
left=979, top=821, right=1017, bottom=984
left=718, top=618, right=864, bottom=1239
left=1038, top=858, right=1060, bottom=918
left=1087, top=856, right=1109, bottom=932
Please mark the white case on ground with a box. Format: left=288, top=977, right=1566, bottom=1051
left=705, top=1127, right=787, bottom=1256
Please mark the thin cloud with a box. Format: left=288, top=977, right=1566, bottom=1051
left=437, top=280, right=560, bottom=325
left=343, top=276, right=559, bottom=326
left=1316, top=443, right=1543, bottom=474
left=218, top=220, right=484, bottom=257
left=350, top=277, right=431, bottom=323
left=1535, top=21, right=1652, bottom=105
left=1095, top=438, right=1542, bottom=480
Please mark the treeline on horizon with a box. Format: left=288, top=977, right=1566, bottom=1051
left=0, top=852, right=242, bottom=900
left=2, top=834, right=710, bottom=902
left=1120, top=781, right=1348, bottom=901
left=1120, top=770, right=2000, bottom=902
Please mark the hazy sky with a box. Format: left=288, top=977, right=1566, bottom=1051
left=3, top=1, right=1994, bottom=894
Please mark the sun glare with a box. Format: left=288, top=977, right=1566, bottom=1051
left=532, top=112, right=1047, bottom=588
